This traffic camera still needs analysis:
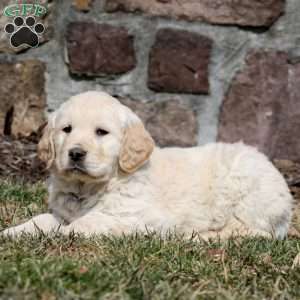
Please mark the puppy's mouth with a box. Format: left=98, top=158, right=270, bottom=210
left=66, top=164, right=89, bottom=175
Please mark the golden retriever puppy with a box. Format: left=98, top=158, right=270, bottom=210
left=3, top=91, right=293, bottom=239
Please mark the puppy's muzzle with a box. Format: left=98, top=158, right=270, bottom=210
left=69, top=147, right=87, bottom=163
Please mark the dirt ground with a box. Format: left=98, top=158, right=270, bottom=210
left=0, top=134, right=299, bottom=235
left=0, top=134, right=47, bottom=183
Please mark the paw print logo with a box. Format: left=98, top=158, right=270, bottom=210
left=4, top=16, right=45, bottom=48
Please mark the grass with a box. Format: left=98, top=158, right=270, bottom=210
left=0, top=181, right=300, bottom=300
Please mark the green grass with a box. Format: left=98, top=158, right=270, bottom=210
left=0, top=181, right=300, bottom=300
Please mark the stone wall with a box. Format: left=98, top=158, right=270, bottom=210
left=0, top=0, right=299, bottom=160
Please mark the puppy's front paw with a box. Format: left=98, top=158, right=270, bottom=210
left=1, top=226, right=18, bottom=237
left=1, top=225, right=29, bottom=238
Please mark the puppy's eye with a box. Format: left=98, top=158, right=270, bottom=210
left=62, top=125, right=72, bottom=133
left=96, top=128, right=109, bottom=136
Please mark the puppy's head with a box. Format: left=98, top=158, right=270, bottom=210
left=38, top=91, right=154, bottom=182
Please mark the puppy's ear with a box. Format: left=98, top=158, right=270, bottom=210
left=119, top=120, right=154, bottom=174
left=37, top=115, right=56, bottom=169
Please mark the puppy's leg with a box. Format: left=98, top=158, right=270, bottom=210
left=60, top=212, right=135, bottom=236
left=2, top=213, right=61, bottom=237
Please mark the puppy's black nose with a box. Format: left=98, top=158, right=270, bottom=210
left=69, top=147, right=86, bottom=162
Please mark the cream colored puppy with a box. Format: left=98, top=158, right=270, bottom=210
left=3, top=91, right=293, bottom=239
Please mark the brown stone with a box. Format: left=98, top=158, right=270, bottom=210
left=0, top=60, right=46, bottom=137
left=105, top=0, right=285, bottom=27
left=119, top=98, right=198, bottom=147
left=0, top=0, right=54, bottom=53
left=218, top=50, right=300, bottom=162
left=66, top=22, right=136, bottom=76
left=148, top=28, right=212, bottom=94
left=73, top=0, right=93, bottom=12
left=275, top=63, right=300, bottom=161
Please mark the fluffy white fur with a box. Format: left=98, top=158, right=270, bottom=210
left=3, top=91, right=293, bottom=239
